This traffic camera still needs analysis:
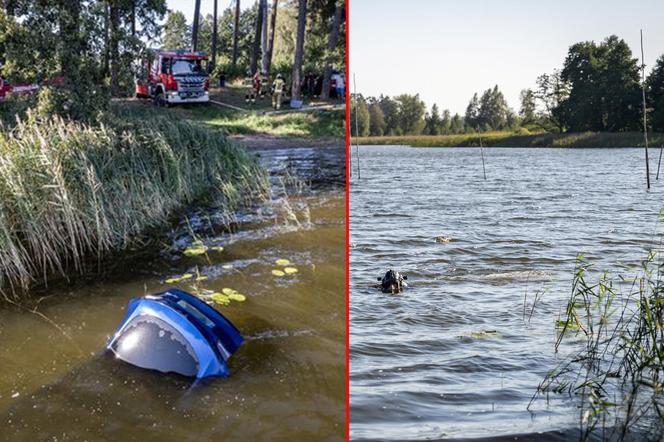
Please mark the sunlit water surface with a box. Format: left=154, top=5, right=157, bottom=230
left=350, top=146, right=664, bottom=441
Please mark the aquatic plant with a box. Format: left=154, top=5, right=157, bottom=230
left=0, top=103, right=269, bottom=299
left=531, top=251, right=664, bottom=440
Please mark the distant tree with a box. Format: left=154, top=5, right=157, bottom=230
left=163, top=11, right=189, bottom=49
left=519, top=88, right=537, bottom=126
left=424, top=103, right=441, bottom=135
left=350, top=93, right=370, bottom=137
left=465, top=92, right=479, bottom=129
left=558, top=36, right=641, bottom=132
left=534, top=70, right=569, bottom=132
left=450, top=113, right=463, bottom=134
left=647, top=55, right=664, bottom=132
left=395, top=93, right=426, bottom=134
left=477, top=85, right=509, bottom=130
left=379, top=95, right=400, bottom=135
left=440, top=109, right=451, bottom=134
left=369, top=102, right=386, bottom=136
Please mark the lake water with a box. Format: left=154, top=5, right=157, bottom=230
left=349, top=146, right=664, bottom=440
left=0, top=146, right=346, bottom=441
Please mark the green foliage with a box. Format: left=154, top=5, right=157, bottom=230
left=518, top=88, right=537, bottom=126
left=350, top=93, right=369, bottom=137
left=394, top=93, right=426, bottom=135
left=162, top=11, right=189, bottom=49
left=558, top=36, right=641, bottom=132
left=533, top=251, right=664, bottom=439
left=368, top=101, right=385, bottom=136
left=647, top=55, right=664, bottom=132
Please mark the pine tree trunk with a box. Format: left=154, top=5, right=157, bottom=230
left=250, top=0, right=263, bottom=75
left=259, top=0, right=268, bottom=74
left=211, top=0, right=218, bottom=71
left=291, top=0, right=307, bottom=101
left=192, top=0, right=201, bottom=51
left=131, top=2, right=136, bottom=36
left=109, top=4, right=120, bottom=96
left=264, top=0, right=278, bottom=77
left=102, top=3, right=110, bottom=77
left=321, top=1, right=343, bottom=99
left=232, top=0, right=240, bottom=67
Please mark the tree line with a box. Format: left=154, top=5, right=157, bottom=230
left=0, top=0, right=345, bottom=120
left=352, top=35, right=664, bottom=137
left=163, top=0, right=345, bottom=97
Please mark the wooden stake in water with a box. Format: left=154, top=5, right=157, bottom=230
left=353, top=73, right=361, bottom=180
left=640, top=29, right=650, bottom=189
left=657, top=144, right=664, bottom=180
left=477, top=128, right=486, bottom=180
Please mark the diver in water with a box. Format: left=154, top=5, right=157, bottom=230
left=375, top=269, right=408, bottom=294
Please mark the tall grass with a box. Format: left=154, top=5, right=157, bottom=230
left=531, top=251, right=664, bottom=440
left=0, top=103, right=269, bottom=298
left=357, top=131, right=664, bottom=148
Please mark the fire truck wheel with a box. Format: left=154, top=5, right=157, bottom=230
left=154, top=91, right=166, bottom=107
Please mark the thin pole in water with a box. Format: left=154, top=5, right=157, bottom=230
left=353, top=73, right=361, bottom=180
left=657, top=144, right=664, bottom=180
left=477, top=127, right=486, bottom=180
left=640, top=29, right=651, bottom=189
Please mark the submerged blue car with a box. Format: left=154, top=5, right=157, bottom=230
left=106, top=289, right=243, bottom=379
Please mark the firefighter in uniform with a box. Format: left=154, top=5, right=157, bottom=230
left=244, top=70, right=255, bottom=104
left=271, top=73, right=285, bottom=110
left=253, top=71, right=262, bottom=100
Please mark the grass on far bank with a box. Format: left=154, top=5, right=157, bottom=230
left=0, top=102, right=268, bottom=299
left=357, top=130, right=664, bottom=148
left=180, top=103, right=345, bottom=138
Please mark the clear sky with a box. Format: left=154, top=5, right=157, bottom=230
left=350, top=0, right=664, bottom=115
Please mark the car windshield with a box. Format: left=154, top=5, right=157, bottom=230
left=110, top=316, right=199, bottom=377
left=171, top=58, right=206, bottom=76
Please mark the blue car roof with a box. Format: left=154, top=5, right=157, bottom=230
left=107, top=289, right=243, bottom=378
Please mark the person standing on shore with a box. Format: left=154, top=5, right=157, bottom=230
left=272, top=73, right=285, bottom=110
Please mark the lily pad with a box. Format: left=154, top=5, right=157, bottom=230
left=211, top=292, right=230, bottom=305
left=180, top=273, right=194, bottom=280
left=183, top=243, right=209, bottom=256
left=275, top=259, right=290, bottom=266
left=211, top=246, right=225, bottom=252
left=222, top=287, right=236, bottom=296
left=272, top=269, right=286, bottom=277
left=228, top=293, right=246, bottom=302
left=195, top=276, right=209, bottom=281
left=284, top=267, right=298, bottom=275
left=165, top=277, right=181, bottom=283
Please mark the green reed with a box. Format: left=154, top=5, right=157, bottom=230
left=530, top=250, right=664, bottom=440
left=0, top=103, right=269, bottom=299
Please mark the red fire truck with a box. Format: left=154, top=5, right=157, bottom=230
left=135, top=49, right=210, bottom=106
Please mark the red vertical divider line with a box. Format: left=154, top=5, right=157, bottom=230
left=344, top=0, right=351, bottom=439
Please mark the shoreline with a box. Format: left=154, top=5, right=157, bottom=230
left=356, top=131, right=664, bottom=148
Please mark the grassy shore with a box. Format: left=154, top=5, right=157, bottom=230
left=356, top=131, right=664, bottom=148
left=0, top=102, right=268, bottom=298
